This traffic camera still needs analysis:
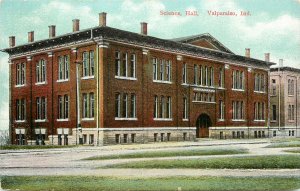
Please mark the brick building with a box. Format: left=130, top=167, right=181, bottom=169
left=269, top=65, right=300, bottom=137
left=1, top=13, right=274, bottom=145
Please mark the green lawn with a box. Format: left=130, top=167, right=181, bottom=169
left=285, top=149, right=300, bottom=153
left=105, top=155, right=300, bottom=169
left=0, top=145, right=76, bottom=150
left=1, top=176, right=300, bottom=191
left=266, top=141, right=300, bottom=148
left=85, top=148, right=248, bottom=160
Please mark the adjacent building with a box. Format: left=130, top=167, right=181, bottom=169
left=1, top=13, right=274, bottom=145
left=270, top=66, right=300, bottom=137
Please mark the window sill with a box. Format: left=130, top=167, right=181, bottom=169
left=154, top=118, right=173, bottom=121
left=115, top=117, right=138, bottom=121
left=288, top=120, right=295, bottom=122
left=182, top=119, right=189, bottom=121
left=270, top=120, right=277, bottom=123
left=15, top=84, right=26, bottom=88
left=254, top=91, right=266, bottom=94
left=270, top=95, right=277, bottom=97
left=254, top=120, right=265, bottom=122
left=81, top=76, right=94, bottom=80
left=192, top=101, right=216, bottom=104
left=193, top=84, right=215, bottom=89
left=57, top=119, right=69, bottom=122
left=115, top=76, right=137, bottom=81
left=82, top=118, right=95, bottom=121
left=35, top=119, right=47, bottom=123
left=288, top=95, right=295, bottom=97
left=232, top=89, right=244, bottom=92
left=232, top=119, right=246, bottom=122
left=35, top=82, right=46, bottom=85
left=217, top=87, right=225, bottom=90
left=15, top=120, right=26, bottom=123
left=57, top=79, right=69, bottom=83
left=218, top=119, right=225, bottom=122
left=153, top=80, right=172, bottom=84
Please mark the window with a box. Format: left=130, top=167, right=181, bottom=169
left=153, top=58, right=158, bottom=80
left=183, top=97, right=188, bottom=120
left=115, top=51, right=121, bottom=76
left=115, top=134, right=121, bottom=144
left=36, top=59, right=46, bottom=83
left=194, top=65, right=198, bottom=85
left=193, top=92, right=215, bottom=103
left=182, top=63, right=187, bottom=84
left=115, top=92, right=137, bottom=119
left=232, top=131, right=236, bottom=138
left=130, top=94, right=136, bottom=118
left=271, top=79, right=276, bottom=96
left=232, top=70, right=244, bottom=90
left=273, top=131, right=276, bottom=137
left=82, top=93, right=94, bottom=119
left=58, top=55, right=69, bottom=81
left=131, top=134, right=136, bottom=143
left=288, top=105, right=295, bottom=121
left=160, top=133, right=165, bottom=142
left=219, top=100, right=224, bottom=120
left=36, top=97, right=47, bottom=120
left=153, top=57, right=172, bottom=82
left=183, top=132, right=187, bottom=141
left=254, top=102, right=265, bottom=120
left=16, top=63, right=26, bottom=85
left=16, top=133, right=25, bottom=145
left=154, top=133, right=158, bottom=142
left=123, top=134, right=128, bottom=143
left=82, top=51, right=94, bottom=77
left=166, top=60, right=171, bottom=81
left=208, top=67, right=214, bottom=86
left=232, top=101, right=244, bottom=120
left=271, top=105, right=276, bottom=121
left=89, top=134, right=94, bottom=144
left=167, top=133, right=171, bottom=141
left=254, top=73, right=265, bottom=92
left=115, top=93, right=121, bottom=118
left=154, top=95, right=172, bottom=120
left=16, top=98, right=26, bottom=121
left=115, top=51, right=136, bottom=79
left=83, top=134, right=87, bottom=144
left=288, top=79, right=295, bottom=96
left=58, top=95, right=69, bottom=120
left=218, top=67, right=224, bottom=88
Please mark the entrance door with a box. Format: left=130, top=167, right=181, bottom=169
left=196, top=114, right=211, bottom=138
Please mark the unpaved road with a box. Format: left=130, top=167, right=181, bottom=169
left=1, top=139, right=299, bottom=178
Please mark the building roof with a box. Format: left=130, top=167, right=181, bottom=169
left=271, top=66, right=300, bottom=73
left=1, top=26, right=275, bottom=68
left=171, top=33, right=234, bottom=54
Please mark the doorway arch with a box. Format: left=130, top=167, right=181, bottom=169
left=196, top=114, right=212, bottom=138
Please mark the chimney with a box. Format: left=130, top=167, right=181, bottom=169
left=28, top=31, right=34, bottom=42
left=99, top=12, right=107, bottom=27
left=48, top=25, right=56, bottom=38
left=245, top=48, right=250, bottom=58
left=141, top=22, right=147, bottom=35
left=73, top=19, right=80, bottom=32
left=264, top=53, right=270, bottom=62
left=9, top=36, right=15, bottom=47
left=279, top=59, right=283, bottom=67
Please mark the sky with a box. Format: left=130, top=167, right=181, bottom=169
left=0, top=0, right=299, bottom=130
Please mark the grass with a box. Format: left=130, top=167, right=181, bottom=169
left=285, top=149, right=300, bottom=153
left=266, top=141, right=300, bottom=148
left=1, top=176, right=300, bottom=191
left=105, top=155, right=300, bottom=169
left=85, top=148, right=248, bottom=160
left=0, top=145, right=77, bottom=150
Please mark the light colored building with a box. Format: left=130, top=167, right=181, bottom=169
left=270, top=66, right=300, bottom=137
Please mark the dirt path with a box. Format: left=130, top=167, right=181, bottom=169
left=1, top=139, right=299, bottom=178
